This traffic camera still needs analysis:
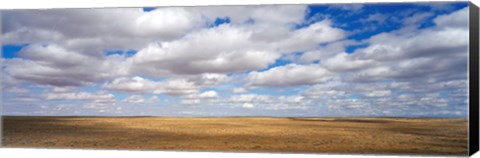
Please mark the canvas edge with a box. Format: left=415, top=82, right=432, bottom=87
left=469, top=1, right=479, bottom=156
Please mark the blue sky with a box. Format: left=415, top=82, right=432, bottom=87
left=1, top=2, right=470, bottom=117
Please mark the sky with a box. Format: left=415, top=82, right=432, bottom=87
left=0, top=2, right=470, bottom=117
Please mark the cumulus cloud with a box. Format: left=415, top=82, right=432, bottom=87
left=322, top=53, right=375, bottom=72
left=103, top=76, right=199, bottom=96
left=339, top=7, right=468, bottom=84
left=433, top=7, right=468, bottom=29
left=229, top=94, right=274, bottom=103
left=232, top=87, right=247, bottom=93
left=183, top=90, right=218, bottom=99
left=2, top=8, right=204, bottom=51
left=242, top=103, right=254, bottom=108
left=123, top=95, right=160, bottom=104
left=247, top=64, right=334, bottom=87
left=278, top=96, right=305, bottom=103
left=3, top=44, right=130, bottom=87
left=3, top=87, right=30, bottom=93
left=299, top=40, right=359, bottom=63
left=1, top=4, right=470, bottom=117
left=43, top=91, right=116, bottom=103
left=301, top=88, right=345, bottom=99
left=277, top=20, right=346, bottom=52
left=364, top=90, right=392, bottom=98
left=3, top=5, right=348, bottom=83
left=123, top=95, right=146, bottom=103
left=190, top=73, right=229, bottom=87
left=131, top=24, right=281, bottom=75
left=198, top=90, right=219, bottom=98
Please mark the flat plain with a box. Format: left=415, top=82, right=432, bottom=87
left=1, top=116, right=468, bottom=155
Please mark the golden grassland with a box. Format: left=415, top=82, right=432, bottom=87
left=1, top=116, right=468, bottom=155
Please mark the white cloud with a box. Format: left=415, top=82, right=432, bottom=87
left=134, top=8, right=204, bottom=39
left=277, top=20, right=346, bottom=52
left=242, top=103, right=254, bottom=108
left=433, top=7, right=468, bottom=29
left=103, top=76, right=198, bottom=96
left=247, top=64, right=334, bottom=87
left=178, top=90, right=217, bottom=104
left=198, top=90, right=218, bottom=98
left=123, top=95, right=159, bottom=103
left=103, top=76, right=158, bottom=93
left=131, top=24, right=280, bottom=76
left=299, top=40, right=359, bottom=63
left=3, top=5, right=348, bottom=88
left=181, top=99, right=201, bottom=105
left=331, top=4, right=364, bottom=11
left=278, top=95, right=305, bottom=103
left=322, top=53, right=375, bottom=72
left=342, top=7, right=468, bottom=83
left=1, top=5, right=469, bottom=117
left=360, top=13, right=388, bottom=24
left=232, top=87, right=247, bottom=93
left=302, top=88, right=345, bottom=99
left=148, top=96, right=160, bottom=103
left=123, top=95, right=146, bottom=103
left=3, top=87, right=30, bottom=93
left=3, top=44, right=130, bottom=87
left=364, top=90, right=392, bottom=97
left=3, top=8, right=204, bottom=51
left=230, top=94, right=273, bottom=103
left=43, top=91, right=116, bottom=103
left=402, top=12, right=434, bottom=26
left=191, top=73, right=229, bottom=87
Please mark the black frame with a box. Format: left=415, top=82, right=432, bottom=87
left=469, top=2, right=479, bottom=156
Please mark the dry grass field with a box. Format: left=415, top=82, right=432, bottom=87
left=1, top=116, right=468, bottom=155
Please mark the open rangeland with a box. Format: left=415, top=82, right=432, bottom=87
left=1, top=116, right=468, bottom=155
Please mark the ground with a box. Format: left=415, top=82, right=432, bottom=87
left=1, top=116, right=468, bottom=155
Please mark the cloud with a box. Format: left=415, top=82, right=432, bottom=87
left=198, top=90, right=218, bottom=98
left=229, top=94, right=274, bottom=103
left=299, top=40, right=359, bottom=63
left=123, top=95, right=160, bottom=103
left=360, top=13, right=388, bottom=24
left=3, top=5, right=347, bottom=79
left=2, top=8, right=204, bottom=52
left=43, top=91, right=116, bottom=103
left=103, top=76, right=199, bottom=96
left=364, top=90, right=392, bottom=98
left=341, top=7, right=468, bottom=83
left=232, top=87, right=247, bottom=93
left=190, top=73, right=229, bottom=87
left=322, top=53, right=375, bottom=72
left=301, top=88, right=345, bottom=99
left=247, top=64, right=334, bottom=87
left=3, top=87, right=30, bottom=93
left=402, top=12, right=434, bottom=26
left=184, top=90, right=218, bottom=99
left=277, top=20, right=346, bottom=52
left=192, top=5, right=307, bottom=25
left=1, top=4, right=470, bottom=117
left=433, top=7, right=468, bottom=29
left=278, top=95, right=305, bottom=103
left=3, top=44, right=130, bottom=87
left=130, top=24, right=281, bottom=76
left=242, top=103, right=254, bottom=108
left=123, top=95, right=146, bottom=103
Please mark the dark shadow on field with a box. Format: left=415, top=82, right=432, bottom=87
left=2, top=116, right=196, bottom=137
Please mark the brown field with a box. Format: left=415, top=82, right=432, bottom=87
left=1, top=116, right=468, bottom=155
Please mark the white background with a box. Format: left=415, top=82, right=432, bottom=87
left=0, top=0, right=479, bottom=158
